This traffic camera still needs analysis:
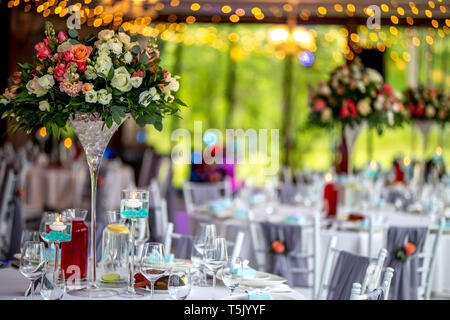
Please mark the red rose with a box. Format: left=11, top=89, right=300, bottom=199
left=271, top=240, right=286, bottom=254
left=63, top=50, right=74, bottom=61
left=76, top=61, right=87, bottom=72
left=37, top=47, right=51, bottom=60
left=407, top=102, right=415, bottom=115
left=34, top=42, right=46, bottom=52
left=404, top=242, right=416, bottom=256
left=57, top=31, right=67, bottom=43
left=415, top=104, right=425, bottom=117
left=382, top=83, right=393, bottom=95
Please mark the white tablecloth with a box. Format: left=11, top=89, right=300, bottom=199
left=189, top=203, right=450, bottom=296
left=0, top=267, right=305, bottom=300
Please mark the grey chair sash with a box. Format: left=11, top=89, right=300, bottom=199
left=7, top=196, right=24, bottom=259
left=327, top=251, right=370, bottom=300
left=173, top=235, right=194, bottom=260
left=366, top=288, right=385, bottom=300
left=260, top=222, right=308, bottom=287
left=385, top=226, right=428, bottom=300
left=278, top=183, right=298, bottom=204
left=190, top=183, right=224, bottom=205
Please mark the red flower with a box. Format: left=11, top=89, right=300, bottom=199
left=57, top=31, right=67, bottom=43
left=37, top=47, right=51, bottom=60
left=271, top=240, right=286, bottom=254
left=54, top=62, right=66, bottom=80
left=132, top=69, right=144, bottom=78
left=382, top=83, right=393, bottom=95
left=407, top=102, right=415, bottom=115
left=34, top=42, right=46, bottom=52
left=76, top=61, right=87, bottom=72
left=63, top=50, right=74, bottom=61
left=314, top=98, right=326, bottom=112
left=415, top=104, right=425, bottom=117
left=43, top=36, right=50, bottom=45
left=404, top=242, right=416, bottom=256
left=340, top=99, right=357, bottom=118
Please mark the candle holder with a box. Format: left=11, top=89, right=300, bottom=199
left=120, top=189, right=149, bottom=298
left=41, top=212, right=72, bottom=279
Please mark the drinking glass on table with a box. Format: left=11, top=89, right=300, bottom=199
left=140, top=242, right=166, bottom=299
left=168, top=266, right=192, bottom=300
left=20, top=241, right=47, bottom=300
left=192, top=224, right=217, bottom=286
left=220, top=257, right=243, bottom=296
left=40, top=269, right=66, bottom=300
left=204, top=237, right=228, bottom=289
left=20, top=231, right=41, bottom=254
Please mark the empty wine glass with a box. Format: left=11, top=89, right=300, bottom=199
left=20, top=241, right=47, bottom=300
left=20, top=231, right=41, bottom=254
left=140, top=242, right=166, bottom=299
left=220, top=257, right=243, bottom=295
left=204, top=237, right=228, bottom=289
left=192, top=224, right=216, bottom=286
left=168, top=266, right=192, bottom=300
left=40, top=269, right=66, bottom=300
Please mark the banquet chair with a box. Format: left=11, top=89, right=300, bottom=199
left=350, top=267, right=395, bottom=300
left=383, top=218, right=445, bottom=300
left=148, top=180, right=168, bottom=242
left=183, top=181, right=229, bottom=216
left=0, top=169, right=17, bottom=258
left=317, top=236, right=388, bottom=300
left=137, top=148, right=154, bottom=188
left=248, top=211, right=321, bottom=298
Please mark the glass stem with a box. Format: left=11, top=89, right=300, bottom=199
left=30, top=280, right=35, bottom=300
left=212, top=271, right=217, bottom=288
left=89, top=165, right=98, bottom=289
left=54, top=242, right=60, bottom=275
left=128, top=218, right=136, bottom=294
left=150, top=280, right=155, bottom=298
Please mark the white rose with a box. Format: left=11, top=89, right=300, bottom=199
left=95, top=55, right=113, bottom=77
left=165, top=74, right=180, bottom=92
left=321, top=108, right=332, bottom=122
left=85, top=90, right=97, bottom=103
left=57, top=41, right=72, bottom=53
left=130, top=77, right=143, bottom=88
left=149, top=87, right=160, bottom=101
left=111, top=67, right=132, bottom=92
left=26, top=77, right=47, bottom=97
left=318, top=85, right=331, bottom=96
left=97, top=89, right=112, bottom=105
left=98, top=29, right=115, bottom=41
left=117, top=32, right=131, bottom=47
left=357, top=98, right=371, bottom=116
left=124, top=52, right=132, bottom=64
left=97, top=43, right=110, bottom=56
left=139, top=90, right=152, bottom=107
left=39, top=100, right=50, bottom=112
left=85, top=69, right=97, bottom=80
left=426, top=106, right=435, bottom=118
left=37, top=75, right=55, bottom=90
left=109, top=41, right=123, bottom=55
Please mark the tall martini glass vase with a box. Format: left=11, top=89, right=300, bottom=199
left=67, top=113, right=129, bottom=298
left=343, top=121, right=366, bottom=177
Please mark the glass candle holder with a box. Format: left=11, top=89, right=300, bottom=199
left=120, top=189, right=149, bottom=298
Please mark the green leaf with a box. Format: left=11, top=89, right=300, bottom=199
left=69, top=39, right=80, bottom=45
left=112, top=111, right=122, bottom=125
left=130, top=35, right=138, bottom=42
left=136, top=117, right=147, bottom=127
left=68, top=29, right=78, bottom=39
left=51, top=123, right=60, bottom=139
left=107, top=67, right=114, bottom=81
left=154, top=120, right=162, bottom=131
left=173, top=98, right=187, bottom=107
left=118, top=27, right=125, bottom=33
left=112, top=105, right=126, bottom=118
left=131, top=45, right=141, bottom=55
left=106, top=116, right=113, bottom=128
left=139, top=53, right=149, bottom=64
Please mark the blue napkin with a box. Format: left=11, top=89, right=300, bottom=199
left=166, top=253, right=175, bottom=263
left=248, top=289, right=272, bottom=300
left=209, top=198, right=232, bottom=212
left=233, top=209, right=248, bottom=218
left=285, top=215, right=306, bottom=224
left=231, top=266, right=256, bottom=279
left=250, top=193, right=265, bottom=205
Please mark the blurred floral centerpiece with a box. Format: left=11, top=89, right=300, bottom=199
left=0, top=22, right=185, bottom=134
left=403, top=85, right=449, bottom=125
left=309, top=58, right=405, bottom=132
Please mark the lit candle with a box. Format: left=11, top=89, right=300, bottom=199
left=125, top=191, right=142, bottom=208
left=50, top=215, right=66, bottom=232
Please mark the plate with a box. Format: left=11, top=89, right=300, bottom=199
left=220, top=293, right=295, bottom=300
left=240, top=272, right=287, bottom=288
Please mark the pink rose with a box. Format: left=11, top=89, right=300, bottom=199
left=314, top=98, right=326, bottom=112
left=37, top=47, right=51, bottom=60
left=382, top=83, right=393, bottom=95
left=54, top=62, right=66, bottom=80
left=76, top=61, right=87, bottom=72
left=63, top=50, right=74, bottom=61
left=341, top=99, right=358, bottom=118
left=34, top=42, right=46, bottom=52
left=43, top=36, right=50, bottom=45
left=57, top=31, right=67, bottom=43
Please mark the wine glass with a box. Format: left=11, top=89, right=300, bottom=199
left=192, top=224, right=216, bottom=286
left=168, top=266, right=192, bottom=300
left=40, top=269, right=66, bottom=300
left=20, top=241, right=47, bottom=300
left=220, top=257, right=243, bottom=296
left=204, top=237, right=228, bottom=289
left=140, top=242, right=166, bottom=299
left=20, top=231, right=41, bottom=254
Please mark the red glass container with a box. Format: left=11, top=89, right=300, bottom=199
left=323, top=182, right=338, bottom=217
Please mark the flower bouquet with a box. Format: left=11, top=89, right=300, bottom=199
left=0, top=22, right=185, bottom=296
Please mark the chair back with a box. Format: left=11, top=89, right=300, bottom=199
left=350, top=267, right=395, bottom=300
left=248, top=211, right=320, bottom=298
left=148, top=180, right=168, bottom=242
left=0, top=169, right=17, bottom=258
left=138, top=148, right=154, bottom=188
left=183, top=181, right=229, bottom=216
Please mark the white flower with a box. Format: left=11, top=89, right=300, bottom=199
left=97, top=43, right=110, bottom=56
left=130, top=76, right=143, bottom=88
left=139, top=90, right=152, bottom=106
left=98, top=29, right=115, bottom=41
left=97, top=89, right=112, bottom=105
left=85, top=69, right=97, bottom=80
left=124, top=52, right=132, bottom=64
left=37, top=75, right=55, bottom=90
left=165, top=74, right=180, bottom=92
left=57, top=41, right=72, bottom=53
left=321, top=108, right=332, bottom=122
left=95, top=55, right=113, bottom=77
left=109, top=41, right=123, bottom=55
left=387, top=111, right=394, bottom=125
left=117, top=32, right=131, bottom=47
left=318, top=85, right=331, bottom=96
left=39, top=100, right=50, bottom=112
left=110, top=67, right=132, bottom=92
left=85, top=90, right=97, bottom=103
left=26, top=77, right=47, bottom=97
left=374, top=96, right=384, bottom=111
left=149, top=87, right=160, bottom=101
left=357, top=98, right=371, bottom=116
left=367, top=68, right=383, bottom=84
left=426, top=106, right=435, bottom=118
left=0, top=99, right=8, bottom=105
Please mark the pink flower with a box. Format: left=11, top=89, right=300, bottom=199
left=3, top=87, right=17, bottom=99
left=340, top=99, right=358, bottom=118
left=132, top=70, right=144, bottom=78
left=382, top=83, right=393, bottom=95
left=43, top=36, right=50, bottom=45
left=81, top=83, right=94, bottom=94
left=37, top=47, right=51, bottom=60
left=63, top=50, right=74, bottom=61
left=76, top=61, right=87, bottom=72
left=59, top=73, right=83, bottom=97
left=314, top=98, right=326, bottom=112
left=57, top=31, right=67, bottom=43
left=34, top=42, right=46, bottom=51
left=54, top=62, right=66, bottom=80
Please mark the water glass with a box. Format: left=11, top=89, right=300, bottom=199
left=20, top=231, right=41, bottom=254
left=220, top=257, right=243, bottom=295
left=20, top=241, right=47, bottom=300
left=168, top=266, right=192, bottom=300
left=192, top=224, right=216, bottom=286
left=40, top=269, right=66, bottom=300
left=204, top=237, right=228, bottom=288
left=140, top=242, right=166, bottom=299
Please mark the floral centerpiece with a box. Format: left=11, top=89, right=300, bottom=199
left=0, top=22, right=185, bottom=135
left=0, top=22, right=185, bottom=297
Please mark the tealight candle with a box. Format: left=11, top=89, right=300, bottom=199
left=124, top=195, right=142, bottom=208
left=50, top=216, right=66, bottom=232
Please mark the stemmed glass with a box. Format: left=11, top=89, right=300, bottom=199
left=40, top=269, right=66, bottom=300
left=204, top=237, right=228, bottom=289
left=20, top=231, right=41, bottom=254
left=192, top=224, right=216, bottom=286
left=168, top=266, right=192, bottom=300
left=220, top=257, right=243, bottom=296
left=140, top=242, right=166, bottom=299
left=120, top=189, right=149, bottom=298
left=20, top=241, right=47, bottom=300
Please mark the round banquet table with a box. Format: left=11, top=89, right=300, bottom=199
left=189, top=203, right=450, bottom=297
left=0, top=267, right=305, bottom=300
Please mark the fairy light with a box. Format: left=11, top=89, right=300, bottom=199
left=190, top=3, right=200, bottom=11
left=221, top=5, right=231, bottom=13
left=39, top=127, right=47, bottom=138
left=334, top=4, right=343, bottom=12
left=64, top=137, right=72, bottom=149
